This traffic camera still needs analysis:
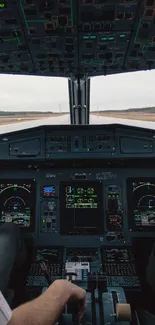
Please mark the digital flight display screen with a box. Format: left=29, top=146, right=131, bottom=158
left=0, top=179, right=36, bottom=230
left=42, top=185, right=55, bottom=197
left=127, top=178, right=155, bottom=231
left=60, top=181, right=103, bottom=235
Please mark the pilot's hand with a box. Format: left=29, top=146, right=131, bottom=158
left=67, top=281, right=86, bottom=320
left=54, top=279, right=86, bottom=321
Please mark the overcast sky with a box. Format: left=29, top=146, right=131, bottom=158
left=0, top=70, right=155, bottom=112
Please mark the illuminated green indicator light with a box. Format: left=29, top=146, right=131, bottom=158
left=120, top=34, right=126, bottom=38
left=101, top=37, right=107, bottom=41
left=0, top=4, right=5, bottom=8
left=108, top=37, right=114, bottom=41
left=83, top=36, right=96, bottom=40
left=13, top=184, right=17, bottom=192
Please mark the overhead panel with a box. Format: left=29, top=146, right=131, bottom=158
left=0, top=0, right=155, bottom=77
left=0, top=0, right=78, bottom=77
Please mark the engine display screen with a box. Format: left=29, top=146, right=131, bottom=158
left=60, top=181, right=103, bottom=235
left=0, top=179, right=36, bottom=230
left=127, top=178, right=155, bottom=231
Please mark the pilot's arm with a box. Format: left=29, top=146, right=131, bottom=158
left=8, top=280, right=86, bottom=325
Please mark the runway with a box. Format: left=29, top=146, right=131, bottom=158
left=0, top=114, right=155, bottom=134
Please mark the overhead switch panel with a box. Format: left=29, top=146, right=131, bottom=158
left=0, top=0, right=154, bottom=77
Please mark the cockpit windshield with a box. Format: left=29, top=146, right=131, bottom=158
left=90, top=70, right=155, bottom=125
left=0, top=74, right=69, bottom=126
left=91, top=70, right=155, bottom=113
left=0, top=70, right=155, bottom=127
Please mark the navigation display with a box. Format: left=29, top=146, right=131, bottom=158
left=127, top=178, right=155, bottom=231
left=60, top=181, right=103, bottom=235
left=0, top=180, right=36, bottom=230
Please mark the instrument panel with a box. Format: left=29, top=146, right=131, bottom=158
left=0, top=126, right=155, bottom=246
left=0, top=169, right=155, bottom=246
left=0, top=124, right=155, bottom=160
